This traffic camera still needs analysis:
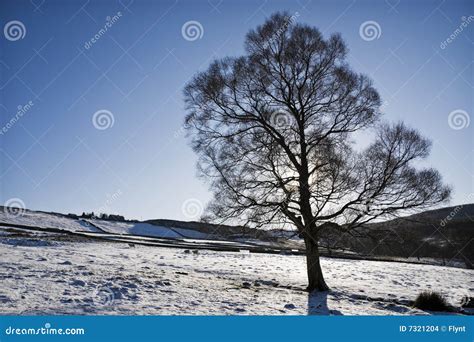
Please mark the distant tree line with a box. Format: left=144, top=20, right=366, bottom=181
left=67, top=212, right=125, bottom=222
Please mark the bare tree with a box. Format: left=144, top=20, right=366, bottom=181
left=183, top=12, right=451, bottom=291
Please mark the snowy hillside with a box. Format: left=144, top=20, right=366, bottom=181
left=0, top=209, right=211, bottom=240
left=0, top=210, right=100, bottom=233
left=86, top=219, right=212, bottom=240
left=1, top=207, right=473, bottom=316
left=0, top=208, right=301, bottom=254
left=0, top=226, right=472, bottom=315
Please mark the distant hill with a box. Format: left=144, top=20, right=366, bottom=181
left=318, top=204, right=474, bottom=268
left=148, top=205, right=474, bottom=267
left=145, top=218, right=301, bottom=248
left=403, top=203, right=474, bottom=222
left=2, top=203, right=472, bottom=267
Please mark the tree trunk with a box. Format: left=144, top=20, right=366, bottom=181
left=304, top=237, right=330, bottom=292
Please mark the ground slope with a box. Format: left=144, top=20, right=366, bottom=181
left=0, top=227, right=472, bottom=315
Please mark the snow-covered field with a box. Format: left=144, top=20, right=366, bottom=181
left=0, top=210, right=296, bottom=252
left=1, top=226, right=472, bottom=315
left=0, top=210, right=213, bottom=240
left=0, top=210, right=99, bottom=233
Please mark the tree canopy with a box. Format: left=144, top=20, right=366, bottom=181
left=184, top=12, right=451, bottom=290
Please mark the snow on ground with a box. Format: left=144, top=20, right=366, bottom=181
left=0, top=211, right=99, bottom=233
left=172, top=227, right=218, bottom=239
left=90, top=220, right=216, bottom=240
left=1, top=228, right=472, bottom=315
left=88, top=220, right=183, bottom=239
left=0, top=211, right=218, bottom=240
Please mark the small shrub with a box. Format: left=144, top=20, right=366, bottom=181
left=413, top=291, right=452, bottom=312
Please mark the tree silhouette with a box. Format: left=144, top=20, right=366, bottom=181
left=184, top=12, right=451, bottom=291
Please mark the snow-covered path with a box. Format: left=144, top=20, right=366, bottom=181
left=0, top=229, right=472, bottom=315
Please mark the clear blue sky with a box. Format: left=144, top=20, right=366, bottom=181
left=1, top=0, right=472, bottom=221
